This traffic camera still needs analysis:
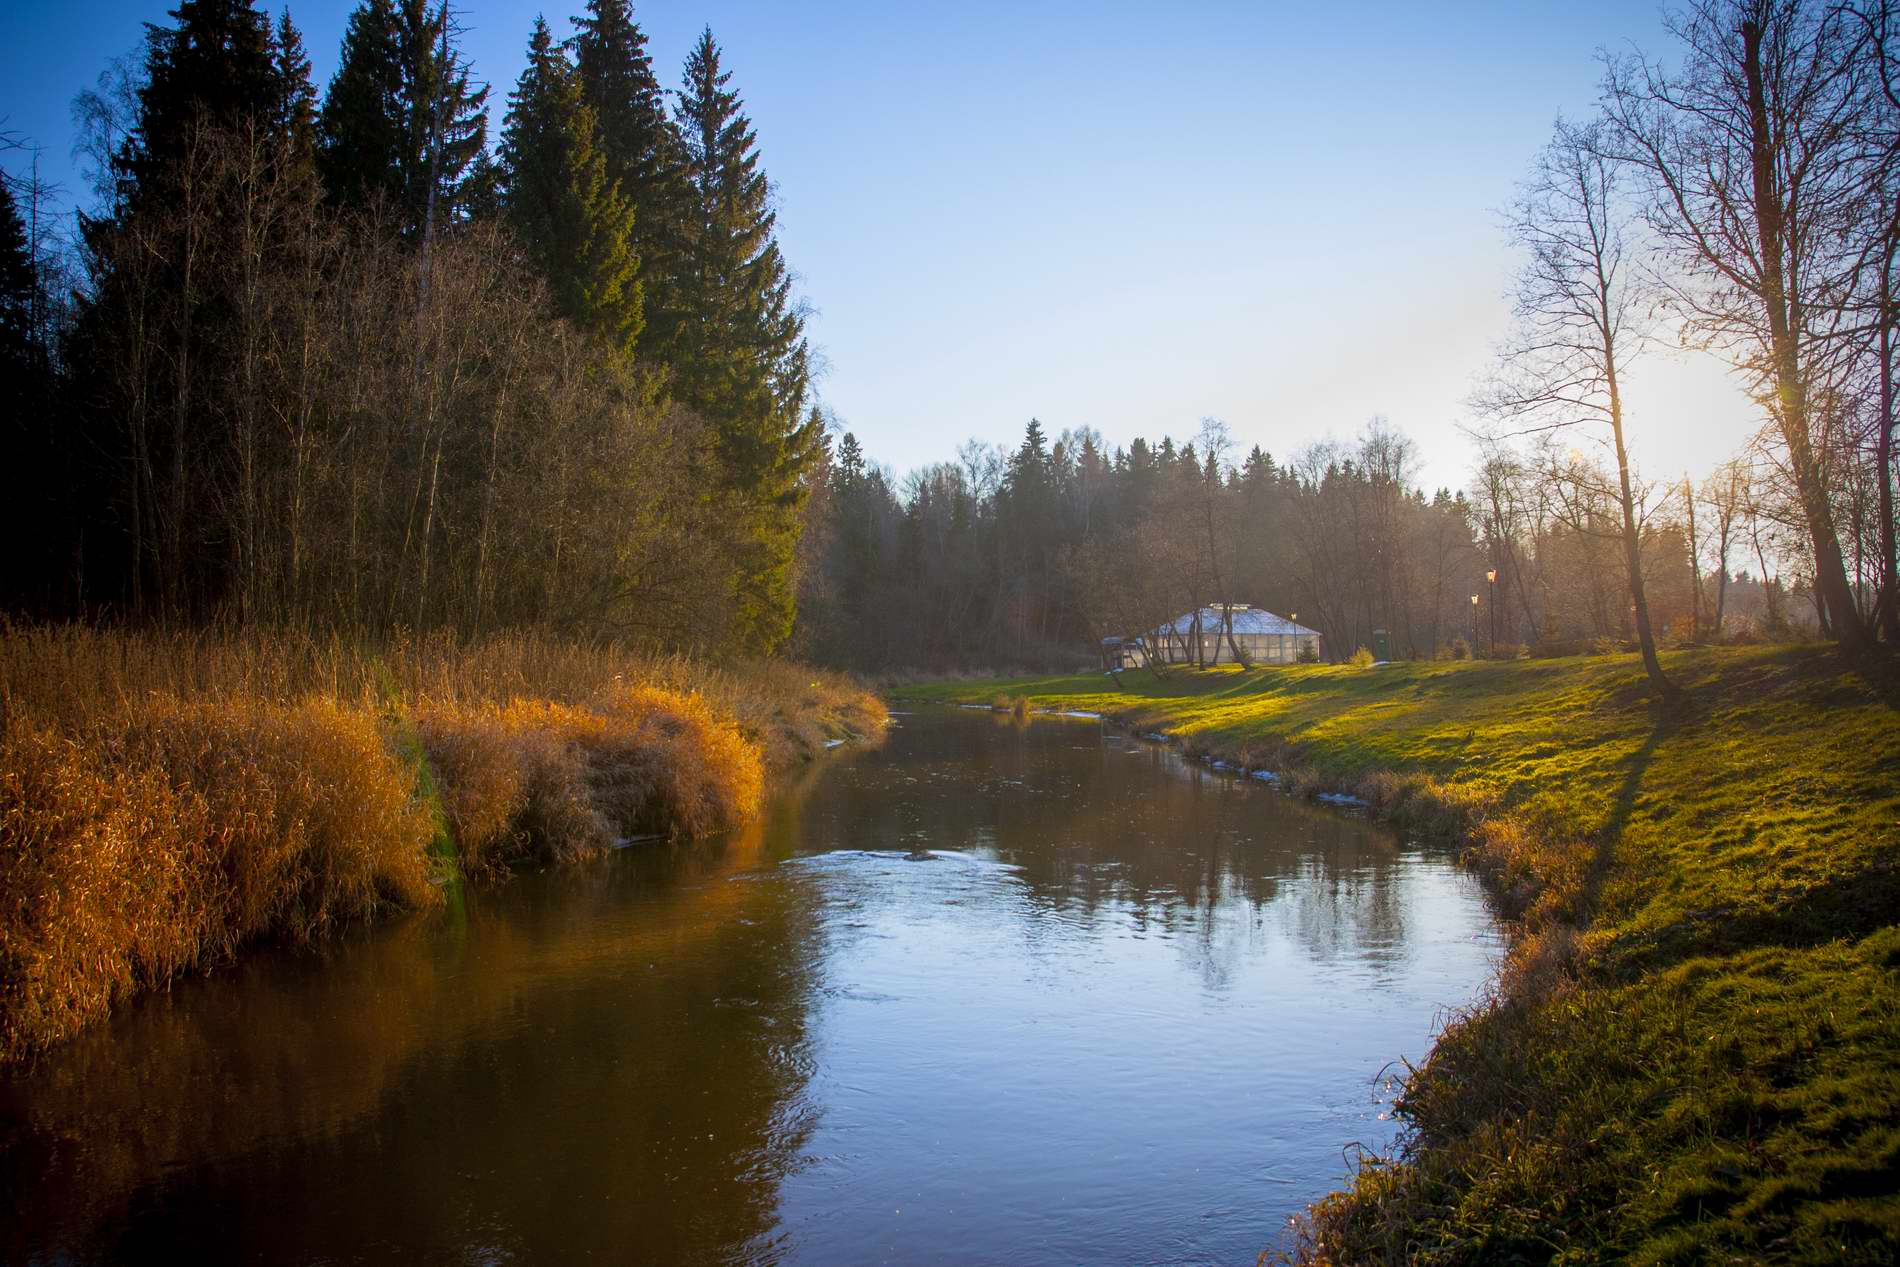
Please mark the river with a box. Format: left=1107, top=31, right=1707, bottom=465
left=1, top=709, right=1499, bottom=1265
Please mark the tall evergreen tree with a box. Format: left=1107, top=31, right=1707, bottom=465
left=0, top=177, right=60, bottom=613
left=119, top=0, right=279, bottom=207
left=0, top=183, right=36, bottom=369
left=68, top=0, right=319, bottom=618
left=672, top=28, right=814, bottom=651
left=571, top=0, right=688, bottom=356
left=316, top=0, right=401, bottom=211
left=0, top=179, right=45, bottom=450
left=270, top=9, right=320, bottom=181
left=317, top=0, right=489, bottom=237
left=500, top=17, right=640, bottom=356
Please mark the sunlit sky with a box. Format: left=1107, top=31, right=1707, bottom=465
left=3, top=0, right=1759, bottom=493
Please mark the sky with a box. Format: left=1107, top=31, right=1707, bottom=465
left=1, top=0, right=1760, bottom=494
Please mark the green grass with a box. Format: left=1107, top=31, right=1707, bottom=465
left=892, top=647, right=1900, bottom=1264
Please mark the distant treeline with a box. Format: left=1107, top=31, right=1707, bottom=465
left=795, top=417, right=1791, bottom=671
left=0, top=0, right=811, bottom=651
left=1, top=0, right=1893, bottom=673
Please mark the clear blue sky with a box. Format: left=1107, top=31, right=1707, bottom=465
left=2, top=0, right=1755, bottom=493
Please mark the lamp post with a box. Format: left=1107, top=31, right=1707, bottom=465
left=1470, top=593, right=1480, bottom=653
left=1485, top=568, right=1498, bottom=655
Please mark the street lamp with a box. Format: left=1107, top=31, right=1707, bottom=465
left=1470, top=593, right=1480, bottom=653
left=1485, top=568, right=1498, bottom=655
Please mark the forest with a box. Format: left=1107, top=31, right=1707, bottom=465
left=1, top=0, right=814, bottom=652
left=0, top=0, right=1896, bottom=676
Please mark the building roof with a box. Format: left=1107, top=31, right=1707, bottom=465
left=1149, top=605, right=1320, bottom=639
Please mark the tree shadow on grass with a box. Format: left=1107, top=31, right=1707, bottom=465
left=1578, top=696, right=1690, bottom=936
left=1594, top=683, right=1900, bottom=973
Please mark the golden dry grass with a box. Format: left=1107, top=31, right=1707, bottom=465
left=0, top=696, right=436, bottom=1062
left=0, top=622, right=881, bottom=1062
left=416, top=685, right=764, bottom=872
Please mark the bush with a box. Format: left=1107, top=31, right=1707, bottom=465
left=1296, top=643, right=1321, bottom=664
left=991, top=693, right=1031, bottom=720
left=1450, top=636, right=1472, bottom=660
left=1349, top=646, right=1376, bottom=668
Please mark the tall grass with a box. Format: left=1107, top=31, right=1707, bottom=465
left=0, top=623, right=883, bottom=1062
left=417, top=686, right=764, bottom=874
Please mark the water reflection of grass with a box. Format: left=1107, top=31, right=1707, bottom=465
left=894, top=647, right=1900, bottom=1264
left=2, top=801, right=823, bottom=1262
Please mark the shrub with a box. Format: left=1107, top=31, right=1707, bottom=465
left=1349, top=646, right=1376, bottom=668
left=991, top=693, right=1031, bottom=720
left=1450, top=636, right=1471, bottom=660
left=1296, top=643, right=1321, bottom=664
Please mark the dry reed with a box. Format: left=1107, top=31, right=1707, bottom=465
left=0, top=622, right=881, bottom=1061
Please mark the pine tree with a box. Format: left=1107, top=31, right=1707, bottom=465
left=672, top=28, right=814, bottom=651
left=0, top=177, right=60, bottom=613
left=317, top=0, right=489, bottom=237
left=270, top=9, right=320, bottom=182
left=572, top=0, right=689, bottom=357
left=500, top=17, right=640, bottom=356
left=121, top=0, right=279, bottom=205
left=0, top=180, right=39, bottom=387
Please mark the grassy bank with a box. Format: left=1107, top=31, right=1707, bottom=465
left=892, top=647, right=1900, bottom=1265
left=0, top=624, right=884, bottom=1063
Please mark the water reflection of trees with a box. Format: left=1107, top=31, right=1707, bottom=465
left=0, top=791, right=833, bottom=1264
left=813, top=716, right=1419, bottom=992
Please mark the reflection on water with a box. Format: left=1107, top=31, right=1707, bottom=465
left=1, top=711, right=1498, bottom=1265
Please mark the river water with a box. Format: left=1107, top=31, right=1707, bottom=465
left=2, top=709, right=1499, bottom=1265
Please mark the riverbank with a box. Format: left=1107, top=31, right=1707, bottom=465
left=891, top=646, right=1900, bottom=1265
left=0, top=624, right=885, bottom=1064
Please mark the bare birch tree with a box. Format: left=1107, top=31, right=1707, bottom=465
left=1478, top=117, right=1677, bottom=696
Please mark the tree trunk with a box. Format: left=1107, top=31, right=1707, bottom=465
left=1684, top=476, right=1701, bottom=640
left=1741, top=19, right=1867, bottom=650
left=1877, top=235, right=1899, bottom=642
left=1603, top=324, right=1676, bottom=696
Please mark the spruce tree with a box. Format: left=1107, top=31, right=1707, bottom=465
left=672, top=27, right=813, bottom=651
left=500, top=17, right=640, bottom=356
left=571, top=0, right=688, bottom=356
left=270, top=9, right=320, bottom=182
left=317, top=0, right=401, bottom=211
left=122, top=0, right=279, bottom=203
left=317, top=0, right=489, bottom=237
left=0, top=177, right=58, bottom=613
left=0, top=181, right=38, bottom=387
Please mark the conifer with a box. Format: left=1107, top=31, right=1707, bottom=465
left=270, top=9, right=320, bottom=182
left=318, top=0, right=489, bottom=237
left=571, top=0, right=687, bottom=354
left=0, top=181, right=38, bottom=380
left=500, top=17, right=640, bottom=356
left=671, top=28, right=813, bottom=651
left=120, top=0, right=279, bottom=206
